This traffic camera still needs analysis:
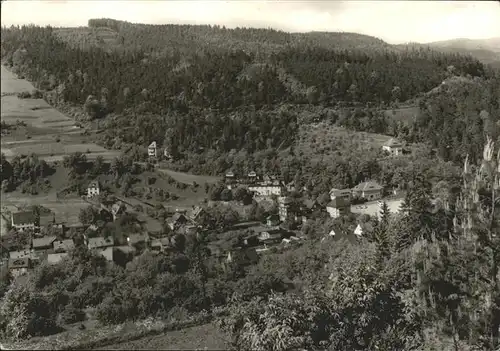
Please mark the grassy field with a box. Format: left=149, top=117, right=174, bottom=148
left=382, top=105, right=420, bottom=125
left=1, top=65, right=121, bottom=162
left=157, top=168, right=221, bottom=186
left=294, top=122, right=391, bottom=162
left=96, top=322, right=228, bottom=350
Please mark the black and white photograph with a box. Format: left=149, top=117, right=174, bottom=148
left=0, top=0, right=499, bottom=349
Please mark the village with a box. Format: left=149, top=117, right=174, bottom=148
left=1, top=138, right=407, bottom=279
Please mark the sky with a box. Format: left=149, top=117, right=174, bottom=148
left=1, top=0, right=500, bottom=44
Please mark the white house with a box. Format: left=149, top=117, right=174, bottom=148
left=352, top=181, right=383, bottom=201
left=329, top=188, right=351, bottom=202
left=382, top=138, right=403, bottom=156
left=164, top=148, right=172, bottom=160
left=87, top=181, right=100, bottom=198
left=148, top=141, right=157, bottom=158
left=354, top=223, right=373, bottom=237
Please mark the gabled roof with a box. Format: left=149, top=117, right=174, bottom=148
left=383, top=138, right=403, bottom=147
left=352, top=181, right=383, bottom=192
left=329, top=188, right=351, bottom=194
left=88, top=181, right=100, bottom=189
left=114, top=245, right=136, bottom=254
left=171, top=213, right=188, bottom=223
left=11, top=211, right=35, bottom=226
left=88, top=236, right=114, bottom=249
left=327, top=197, right=348, bottom=208
left=111, top=203, right=126, bottom=215
left=148, top=141, right=157, bottom=148
left=189, top=206, right=204, bottom=219
left=303, top=199, right=319, bottom=210
left=225, top=171, right=235, bottom=177
left=266, top=214, right=280, bottom=220
left=248, top=171, right=257, bottom=177
left=32, top=235, right=57, bottom=249
left=53, top=239, right=75, bottom=253
left=354, top=222, right=374, bottom=236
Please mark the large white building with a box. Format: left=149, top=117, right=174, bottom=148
left=249, top=181, right=284, bottom=197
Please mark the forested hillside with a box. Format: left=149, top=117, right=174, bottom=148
left=2, top=21, right=498, bottom=174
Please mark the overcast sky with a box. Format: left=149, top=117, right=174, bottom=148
left=1, top=1, right=499, bottom=44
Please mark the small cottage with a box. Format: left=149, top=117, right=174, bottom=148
left=148, top=141, right=157, bottom=157
left=8, top=258, right=31, bottom=277
left=53, top=239, right=75, bottom=253
left=32, top=236, right=57, bottom=251
left=382, top=138, right=403, bottom=156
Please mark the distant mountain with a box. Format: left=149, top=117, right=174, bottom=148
left=404, top=37, right=500, bottom=68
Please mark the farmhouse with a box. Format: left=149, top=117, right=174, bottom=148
left=352, top=181, right=383, bottom=201
left=329, top=188, right=352, bottom=202
left=11, top=211, right=35, bottom=231
left=326, top=197, right=350, bottom=219
left=8, top=258, right=31, bottom=278
left=148, top=141, right=157, bottom=157
left=382, top=138, right=403, bottom=156
left=87, top=180, right=101, bottom=198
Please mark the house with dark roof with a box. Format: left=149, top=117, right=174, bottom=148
left=352, top=181, right=384, bottom=201
left=38, top=213, right=55, bottom=228
left=382, top=138, right=403, bottom=156
left=87, top=180, right=101, bottom=198
left=326, top=197, right=350, bottom=219
left=32, top=235, right=57, bottom=251
left=8, top=257, right=31, bottom=277
left=11, top=211, right=35, bottom=231
left=167, top=213, right=189, bottom=231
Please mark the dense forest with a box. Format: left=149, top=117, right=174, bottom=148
left=1, top=21, right=498, bottom=174
left=1, top=20, right=500, bottom=349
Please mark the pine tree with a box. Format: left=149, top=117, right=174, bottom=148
left=374, top=201, right=391, bottom=261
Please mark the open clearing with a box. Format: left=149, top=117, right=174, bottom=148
left=96, top=322, right=229, bottom=350
left=157, top=168, right=221, bottom=185
left=382, top=105, right=420, bottom=125
left=295, top=122, right=391, bottom=162
left=1, top=192, right=89, bottom=226
left=1, top=65, right=121, bottom=162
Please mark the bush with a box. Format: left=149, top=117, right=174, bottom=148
left=58, top=305, right=86, bottom=325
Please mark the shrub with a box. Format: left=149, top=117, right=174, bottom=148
left=57, top=305, right=86, bottom=325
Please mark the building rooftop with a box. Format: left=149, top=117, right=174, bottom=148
left=127, top=233, right=150, bottom=245
left=11, top=211, right=35, bottom=226
left=327, top=197, right=349, bottom=208
left=352, top=181, right=383, bottom=192
left=383, top=138, right=403, bottom=147
left=32, top=235, right=57, bottom=249
left=47, top=253, right=68, bottom=265
left=88, top=236, right=114, bottom=249
left=88, top=181, right=100, bottom=189
left=148, top=141, right=157, bottom=148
